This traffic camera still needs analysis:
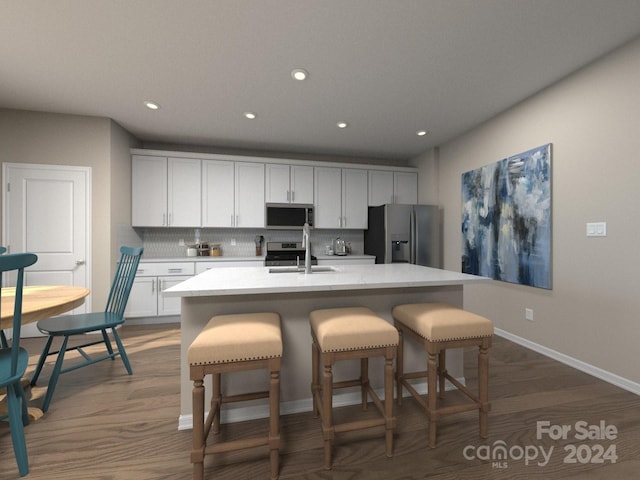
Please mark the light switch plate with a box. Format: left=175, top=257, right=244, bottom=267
left=586, top=222, right=607, bottom=237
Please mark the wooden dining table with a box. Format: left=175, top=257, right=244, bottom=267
left=1, top=285, right=90, bottom=330
left=1, top=285, right=90, bottom=420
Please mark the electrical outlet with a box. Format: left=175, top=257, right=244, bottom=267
left=525, top=308, right=534, bottom=321
left=178, top=238, right=185, bottom=246
left=230, top=238, right=237, bottom=246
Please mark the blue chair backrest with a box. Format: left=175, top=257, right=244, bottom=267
left=0, top=253, right=38, bottom=376
left=0, top=246, right=6, bottom=254
left=105, top=246, right=144, bottom=317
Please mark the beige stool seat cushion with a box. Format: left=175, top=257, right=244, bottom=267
left=310, top=307, right=399, bottom=352
left=393, top=303, right=493, bottom=341
left=188, top=312, right=282, bottom=365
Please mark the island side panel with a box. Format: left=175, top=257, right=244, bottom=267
left=179, top=284, right=464, bottom=427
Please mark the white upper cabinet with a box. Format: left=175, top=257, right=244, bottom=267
left=132, top=149, right=416, bottom=230
left=167, top=158, right=202, bottom=226
left=393, top=171, right=418, bottom=204
left=132, top=155, right=201, bottom=227
left=265, top=164, right=314, bottom=204
left=202, top=160, right=264, bottom=227
left=234, top=162, right=265, bottom=227
left=341, top=168, right=368, bottom=229
left=314, top=167, right=368, bottom=229
left=368, top=170, right=394, bottom=206
left=202, top=160, right=235, bottom=227
left=368, top=170, right=418, bottom=205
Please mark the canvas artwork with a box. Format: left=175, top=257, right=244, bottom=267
left=461, top=144, right=552, bottom=289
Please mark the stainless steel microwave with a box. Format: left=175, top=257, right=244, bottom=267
left=265, top=203, right=314, bottom=229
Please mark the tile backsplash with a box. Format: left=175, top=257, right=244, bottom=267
left=136, top=227, right=364, bottom=258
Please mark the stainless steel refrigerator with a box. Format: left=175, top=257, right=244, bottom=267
left=364, top=204, right=441, bottom=268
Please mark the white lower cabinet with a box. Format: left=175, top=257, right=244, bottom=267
left=126, top=260, right=266, bottom=318
left=126, top=276, right=158, bottom=317
left=126, top=262, right=195, bottom=318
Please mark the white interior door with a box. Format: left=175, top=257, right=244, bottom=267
left=2, top=163, right=91, bottom=334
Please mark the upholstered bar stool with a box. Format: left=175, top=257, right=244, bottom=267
left=309, top=307, right=399, bottom=470
left=188, top=312, right=282, bottom=480
left=392, top=303, right=493, bottom=448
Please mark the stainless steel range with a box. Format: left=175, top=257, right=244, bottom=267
left=264, top=241, right=317, bottom=267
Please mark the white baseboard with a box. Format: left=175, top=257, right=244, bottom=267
left=495, top=328, right=640, bottom=396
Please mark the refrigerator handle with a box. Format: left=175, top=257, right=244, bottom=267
left=410, top=208, right=416, bottom=264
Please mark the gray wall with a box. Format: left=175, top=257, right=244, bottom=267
left=413, top=36, right=640, bottom=385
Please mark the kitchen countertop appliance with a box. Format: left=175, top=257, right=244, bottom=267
left=333, top=237, right=347, bottom=256
left=264, top=241, right=318, bottom=267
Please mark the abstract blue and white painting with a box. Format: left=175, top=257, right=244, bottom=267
left=461, top=144, right=552, bottom=289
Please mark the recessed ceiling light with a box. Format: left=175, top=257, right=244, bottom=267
left=337, top=122, right=348, bottom=129
left=416, top=130, right=428, bottom=136
left=144, top=101, right=160, bottom=110
left=243, top=112, right=257, bottom=119
left=291, top=68, right=309, bottom=81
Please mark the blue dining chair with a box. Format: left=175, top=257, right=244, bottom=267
left=0, top=252, right=38, bottom=477
left=30, top=246, right=143, bottom=412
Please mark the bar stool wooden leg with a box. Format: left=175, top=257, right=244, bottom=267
left=322, top=361, right=334, bottom=470
left=396, top=327, right=404, bottom=406
left=311, top=340, right=320, bottom=417
left=479, top=341, right=490, bottom=439
left=438, top=350, right=446, bottom=399
left=212, top=372, right=221, bottom=434
left=192, top=378, right=205, bottom=480
left=269, top=365, right=280, bottom=480
left=427, top=350, right=438, bottom=449
left=361, top=358, right=369, bottom=411
left=384, top=352, right=394, bottom=457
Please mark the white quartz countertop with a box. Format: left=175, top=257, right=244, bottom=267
left=163, top=263, right=489, bottom=297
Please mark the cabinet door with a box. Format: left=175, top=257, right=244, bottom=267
left=132, top=155, right=167, bottom=226
left=368, top=170, right=394, bottom=206
left=168, top=157, right=201, bottom=227
left=290, top=165, right=314, bottom=204
left=202, top=160, right=235, bottom=227
left=157, top=276, right=191, bottom=316
left=125, top=277, right=158, bottom=317
left=314, top=167, right=342, bottom=228
left=265, top=164, right=291, bottom=203
left=235, top=162, right=265, bottom=227
left=394, top=172, right=418, bottom=204
left=342, top=168, right=368, bottom=229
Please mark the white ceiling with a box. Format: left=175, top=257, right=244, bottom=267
left=3, top=1, right=640, bottom=161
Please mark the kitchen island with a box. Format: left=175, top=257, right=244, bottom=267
left=163, top=263, right=489, bottom=429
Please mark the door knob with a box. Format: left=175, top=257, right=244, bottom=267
left=75, top=260, right=85, bottom=265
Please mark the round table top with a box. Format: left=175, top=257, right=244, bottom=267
left=1, top=285, right=90, bottom=330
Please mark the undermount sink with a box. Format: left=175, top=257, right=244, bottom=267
left=268, top=266, right=337, bottom=274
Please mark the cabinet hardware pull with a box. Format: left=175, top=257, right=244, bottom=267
left=168, top=268, right=182, bottom=273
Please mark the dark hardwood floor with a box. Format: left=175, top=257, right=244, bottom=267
left=2, top=324, right=639, bottom=479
